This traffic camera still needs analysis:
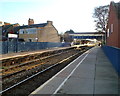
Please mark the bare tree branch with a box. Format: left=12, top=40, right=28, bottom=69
left=93, top=5, right=109, bottom=32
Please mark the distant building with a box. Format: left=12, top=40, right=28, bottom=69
left=106, top=1, right=120, bottom=48
left=4, top=22, right=11, bottom=25
left=0, top=21, right=3, bottom=26
left=2, top=22, right=20, bottom=40
left=18, top=19, right=60, bottom=42
left=68, top=32, right=104, bottom=41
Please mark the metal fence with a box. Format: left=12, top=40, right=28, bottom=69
left=0, top=41, right=70, bottom=54
left=102, top=46, right=120, bottom=76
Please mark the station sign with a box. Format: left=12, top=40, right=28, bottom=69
left=8, top=34, right=18, bottom=38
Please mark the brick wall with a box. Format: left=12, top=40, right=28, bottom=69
left=106, top=2, right=120, bottom=48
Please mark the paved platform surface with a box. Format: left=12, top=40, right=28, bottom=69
left=0, top=47, right=70, bottom=60
left=30, top=46, right=119, bottom=95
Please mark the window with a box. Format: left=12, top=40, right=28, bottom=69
left=111, top=24, right=113, bottom=33
left=107, top=29, right=110, bottom=37
left=19, top=28, right=37, bottom=34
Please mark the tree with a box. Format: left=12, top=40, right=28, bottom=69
left=65, top=29, right=74, bottom=34
left=63, top=29, right=74, bottom=42
left=93, top=5, right=109, bottom=32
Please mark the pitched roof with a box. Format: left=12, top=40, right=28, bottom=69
left=13, top=23, right=47, bottom=33
left=2, top=25, right=12, bottom=31
left=19, top=23, right=47, bottom=29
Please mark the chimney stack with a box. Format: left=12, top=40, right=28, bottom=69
left=28, top=18, right=34, bottom=25
left=47, top=21, right=53, bottom=25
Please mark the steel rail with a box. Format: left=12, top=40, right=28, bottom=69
left=0, top=52, right=80, bottom=94
left=2, top=49, right=74, bottom=78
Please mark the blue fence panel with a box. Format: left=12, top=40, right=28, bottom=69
left=8, top=42, right=18, bottom=53
left=26, top=42, right=37, bottom=51
left=2, top=41, right=8, bottom=54
left=61, top=42, right=71, bottom=47
left=0, top=42, right=2, bottom=54
left=47, top=42, right=62, bottom=48
left=18, top=42, right=47, bottom=52
left=102, top=46, right=120, bottom=76
left=17, top=42, right=26, bottom=52
left=39, top=42, right=47, bottom=49
left=1, top=41, right=71, bottom=54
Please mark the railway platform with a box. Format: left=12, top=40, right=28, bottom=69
left=0, top=47, right=71, bottom=60
left=30, top=46, right=119, bottom=95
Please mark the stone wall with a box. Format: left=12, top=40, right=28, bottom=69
left=19, top=21, right=60, bottom=42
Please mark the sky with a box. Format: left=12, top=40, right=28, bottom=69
left=0, top=0, right=120, bottom=34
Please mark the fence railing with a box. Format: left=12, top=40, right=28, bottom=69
left=102, top=46, right=120, bottom=76
left=0, top=41, right=70, bottom=54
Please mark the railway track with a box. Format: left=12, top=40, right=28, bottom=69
left=1, top=47, right=73, bottom=68
left=2, top=49, right=75, bottom=77
left=1, top=47, right=91, bottom=96
left=1, top=47, right=75, bottom=77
